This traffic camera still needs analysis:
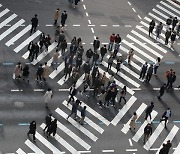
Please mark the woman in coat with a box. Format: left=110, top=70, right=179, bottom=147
left=44, top=88, right=53, bottom=108
left=43, top=62, right=50, bottom=82
left=14, top=62, right=22, bottom=79
left=127, top=48, right=134, bottom=65
left=155, top=22, right=163, bottom=39
left=170, top=31, right=176, bottom=48
left=54, top=8, right=60, bottom=25
left=129, top=112, right=137, bottom=130
left=149, top=19, right=155, bottom=36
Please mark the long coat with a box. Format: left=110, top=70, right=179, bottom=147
left=54, top=10, right=60, bottom=20
left=44, top=90, right=53, bottom=103
left=14, top=64, right=22, bottom=78
left=43, top=65, right=50, bottom=78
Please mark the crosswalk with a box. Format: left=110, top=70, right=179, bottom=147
left=0, top=0, right=179, bottom=153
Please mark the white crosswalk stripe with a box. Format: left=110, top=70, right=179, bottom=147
left=49, top=62, right=65, bottom=79
left=55, top=108, right=98, bottom=142
left=148, top=12, right=166, bottom=24
left=0, top=8, right=9, bottom=18
left=40, top=123, right=79, bottom=154
left=173, top=142, right=180, bottom=154
left=156, top=125, right=179, bottom=154
left=14, top=30, right=41, bottom=53
left=111, top=96, right=137, bottom=126
left=63, top=101, right=104, bottom=134
left=25, top=139, right=45, bottom=154
left=0, top=13, right=17, bottom=29
left=16, top=148, right=26, bottom=154
left=167, top=0, right=180, bottom=9
left=160, top=1, right=180, bottom=15
left=6, top=25, right=32, bottom=46
left=132, top=110, right=158, bottom=142
left=0, top=19, right=25, bottom=41
left=152, top=8, right=169, bottom=20
left=121, top=103, right=147, bottom=134
left=143, top=121, right=168, bottom=150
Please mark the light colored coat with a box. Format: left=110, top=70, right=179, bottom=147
left=44, top=90, right=53, bottom=103
left=129, top=114, right=137, bottom=129
left=14, top=64, right=22, bottom=77
left=43, top=65, right=50, bottom=78
left=54, top=10, right=60, bottom=20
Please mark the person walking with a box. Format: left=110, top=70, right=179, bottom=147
left=28, top=41, right=35, bottom=61
left=67, top=85, right=77, bottom=105
left=51, top=49, right=59, bottom=70
left=36, top=64, right=43, bottom=83
left=79, top=106, right=87, bottom=125
left=61, top=11, right=67, bottom=31
left=157, top=84, right=166, bottom=100
left=86, top=48, right=93, bottom=63
left=54, top=26, right=60, bottom=42
left=170, top=31, right=176, bottom=48
left=32, top=42, right=40, bottom=60
left=127, top=48, right=134, bottom=65
left=44, top=88, right=53, bottom=108
left=144, top=102, right=154, bottom=120
left=93, top=37, right=100, bottom=52
left=67, top=100, right=80, bottom=120
left=114, top=34, right=121, bottom=58
left=44, top=35, right=51, bottom=51
left=97, top=89, right=106, bottom=108
left=153, top=57, right=161, bottom=76
left=145, top=64, right=153, bottom=83
left=166, top=16, right=172, bottom=30
left=27, top=121, right=36, bottom=142
left=167, top=71, right=176, bottom=92
left=42, top=62, right=50, bottom=82
left=107, top=54, right=114, bottom=72
left=155, top=22, right=163, bottom=39
left=149, top=19, right=155, bottom=36
left=172, top=17, right=178, bottom=31
left=139, top=62, right=148, bottom=80
left=129, top=112, right=137, bottom=130
left=57, top=31, right=65, bottom=48
left=60, top=39, right=67, bottom=57
left=54, top=8, right=60, bottom=25
left=176, top=21, right=180, bottom=36
left=143, top=123, right=152, bottom=144
left=119, top=86, right=127, bottom=104
left=43, top=114, right=52, bottom=132
left=47, top=119, right=57, bottom=137
left=14, top=62, right=22, bottom=80
left=39, top=32, right=45, bottom=50
left=104, top=89, right=112, bottom=108
left=108, top=33, right=115, bottom=51
left=100, top=45, right=107, bottom=62
left=22, top=64, right=30, bottom=83
left=159, top=143, right=168, bottom=154
left=160, top=108, right=171, bottom=129
left=30, top=14, right=38, bottom=35
left=116, top=57, right=122, bottom=74
left=165, top=140, right=172, bottom=154
left=165, top=28, right=172, bottom=45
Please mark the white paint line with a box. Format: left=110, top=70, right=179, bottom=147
left=160, top=1, right=180, bottom=15
left=102, top=150, right=114, bottom=152
left=63, top=101, right=104, bottom=134
left=88, top=24, right=95, bottom=26
left=46, top=24, right=53, bottom=26
left=83, top=4, right=86, bottom=9
left=11, top=89, right=23, bottom=92
left=25, top=139, right=45, bottom=154
left=34, top=89, right=44, bottom=91
left=75, top=73, right=85, bottom=89
left=91, top=27, right=94, bottom=33
left=0, top=14, right=17, bottom=29
left=55, top=107, right=98, bottom=141
left=88, top=20, right=91, bottom=24
left=132, top=8, right=136, bottom=12
left=20, top=24, right=25, bottom=26
left=73, top=24, right=80, bottom=26
left=16, top=148, right=26, bottom=154
left=40, top=124, right=79, bottom=154
left=138, top=15, right=142, bottom=19
left=129, top=139, right=133, bottom=146
left=125, top=25, right=132, bottom=27
left=152, top=8, right=168, bottom=20
left=49, top=62, right=64, bottom=79
left=0, top=19, right=25, bottom=41
left=143, top=121, right=167, bottom=150
left=100, top=25, right=107, bottom=26
left=156, top=125, right=179, bottom=154
left=101, top=42, right=109, bottom=44
left=85, top=12, right=89, bottom=17
left=167, top=0, right=180, bottom=9
left=173, top=142, right=180, bottom=154
left=6, top=25, right=31, bottom=47
left=112, top=25, right=119, bottom=27
left=130, top=88, right=141, bottom=90
left=126, top=149, right=137, bottom=152
left=148, top=12, right=166, bottom=24
left=121, top=103, right=147, bottom=134
left=0, top=8, right=10, bottom=18
left=111, top=96, right=137, bottom=126
left=78, top=151, right=91, bottom=153
left=132, top=110, right=158, bottom=142
left=5, top=24, right=11, bottom=26
left=0, top=4, right=2, bottom=7
left=128, top=1, right=131, bottom=5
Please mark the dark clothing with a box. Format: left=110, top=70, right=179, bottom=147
left=93, top=39, right=100, bottom=51
left=36, top=66, right=43, bottom=82
left=145, top=104, right=154, bottom=120
left=68, top=86, right=77, bottom=103
left=44, top=115, right=52, bottom=131
left=165, top=142, right=172, bottom=154
left=139, top=64, right=148, bottom=79
left=28, top=121, right=36, bottom=141
left=61, top=12, right=67, bottom=27
left=149, top=21, right=155, bottom=36
left=158, top=85, right=165, bottom=99
left=145, top=66, right=153, bottom=83
left=171, top=33, right=176, bottom=42
left=32, top=44, right=39, bottom=60
left=172, top=18, right=178, bottom=31
left=28, top=43, right=35, bottom=60
left=67, top=102, right=78, bottom=119
left=83, top=63, right=91, bottom=74
left=166, top=18, right=172, bottom=25
left=165, top=30, right=171, bottom=45
left=47, top=120, right=57, bottom=136
left=30, top=17, right=38, bottom=34
left=86, top=49, right=93, bottom=59
left=39, top=34, right=45, bottom=49
left=143, top=124, right=152, bottom=143
left=159, top=146, right=168, bottom=154
left=115, top=36, right=121, bottom=44
left=100, top=47, right=107, bottom=61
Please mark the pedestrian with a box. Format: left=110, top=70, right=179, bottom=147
left=43, top=114, right=52, bottom=132
left=97, top=89, right=106, bottom=108
left=39, top=32, right=45, bottom=50
left=129, top=112, right=137, bottom=130
left=157, top=84, right=166, bottom=100
left=47, top=119, right=57, bottom=137
left=42, top=62, right=50, bottom=82
left=93, top=37, right=100, bottom=52
left=155, top=22, right=163, bottom=39
left=145, top=64, right=153, bottom=83
left=104, top=89, right=112, bottom=108
left=32, top=42, right=39, bottom=60
left=119, top=86, right=127, bottom=104
left=149, top=19, right=155, bottom=36
left=100, top=45, right=107, bottom=62
left=143, top=123, right=152, bottom=144
left=176, top=21, right=180, bottom=36
left=160, top=108, right=171, bottom=129
left=51, top=49, right=59, bottom=70
left=111, top=87, right=118, bottom=107
left=107, top=54, right=114, bottom=72
left=67, top=99, right=80, bottom=120
left=64, top=64, right=72, bottom=80
left=79, top=106, right=86, bottom=125
left=60, top=39, right=67, bottom=57
left=36, top=64, right=43, bottom=83
left=127, top=48, right=134, bottom=65
left=61, top=11, right=67, bottom=31
left=27, top=121, right=36, bottom=142
left=159, top=143, right=168, bottom=154
left=167, top=71, right=176, bottom=92
left=72, top=70, right=79, bottom=86
left=139, top=62, right=148, bottom=80
left=67, top=85, right=77, bottom=105
left=92, top=51, right=99, bottom=66
left=57, top=31, right=65, bottom=48
left=86, top=48, right=93, bottom=62
left=116, top=57, right=122, bottom=74
left=83, top=62, right=91, bottom=79
left=108, top=33, right=115, bottom=51
left=153, top=57, right=161, bottom=75
left=165, top=140, right=172, bottom=154
left=13, top=62, right=22, bottom=80
left=100, top=72, right=107, bottom=86
left=44, top=35, right=51, bottom=51
left=166, top=16, right=172, bottom=30
left=22, top=64, right=30, bottom=83
left=54, top=8, right=60, bottom=25
left=74, top=0, right=80, bottom=7
left=172, top=17, right=178, bottom=31
left=165, top=28, right=172, bottom=45
left=54, top=26, right=60, bottom=42
left=144, top=102, right=154, bottom=120
left=30, top=14, right=38, bottom=35
left=170, top=31, right=176, bottom=48
left=44, top=88, right=53, bottom=108
left=114, top=34, right=121, bottom=58
left=28, top=41, right=35, bottom=61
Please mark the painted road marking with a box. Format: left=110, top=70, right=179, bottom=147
left=148, top=12, right=166, bottom=24
left=111, top=96, right=137, bottom=126
left=167, top=0, right=180, bottom=9
left=129, top=139, right=133, bottom=146
left=0, top=14, right=17, bottom=29
left=173, top=142, right=180, bottom=154
left=102, top=150, right=114, bottom=152
left=86, top=12, right=89, bottom=16
left=0, top=8, right=10, bottom=18
left=49, top=62, right=65, bottom=79
left=16, top=148, right=26, bottom=154
left=6, top=25, right=32, bottom=46
left=132, top=8, right=136, bottom=12
left=91, top=27, right=94, bottom=33
left=160, top=1, right=180, bottom=15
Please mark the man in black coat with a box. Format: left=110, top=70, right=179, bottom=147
left=100, top=45, right=107, bottom=62
left=67, top=100, right=80, bottom=120
left=67, top=85, right=77, bottom=105
left=139, top=62, right=148, bottom=80
left=30, top=14, right=38, bottom=35
left=157, top=84, right=166, bottom=100
left=61, top=11, right=67, bottom=30
left=143, top=123, right=152, bottom=144
left=145, top=64, right=153, bottom=83
left=36, top=64, right=43, bottom=83
left=43, top=114, right=52, bottom=132
left=93, top=37, right=100, bottom=52
left=145, top=102, right=154, bottom=120
left=27, top=121, right=36, bottom=141
left=86, top=49, right=93, bottom=62
left=159, top=143, right=168, bottom=154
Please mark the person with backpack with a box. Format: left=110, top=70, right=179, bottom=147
left=67, top=85, right=77, bottom=105
left=143, top=123, right=152, bottom=144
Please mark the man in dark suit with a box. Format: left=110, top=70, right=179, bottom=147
left=30, top=14, right=38, bottom=35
